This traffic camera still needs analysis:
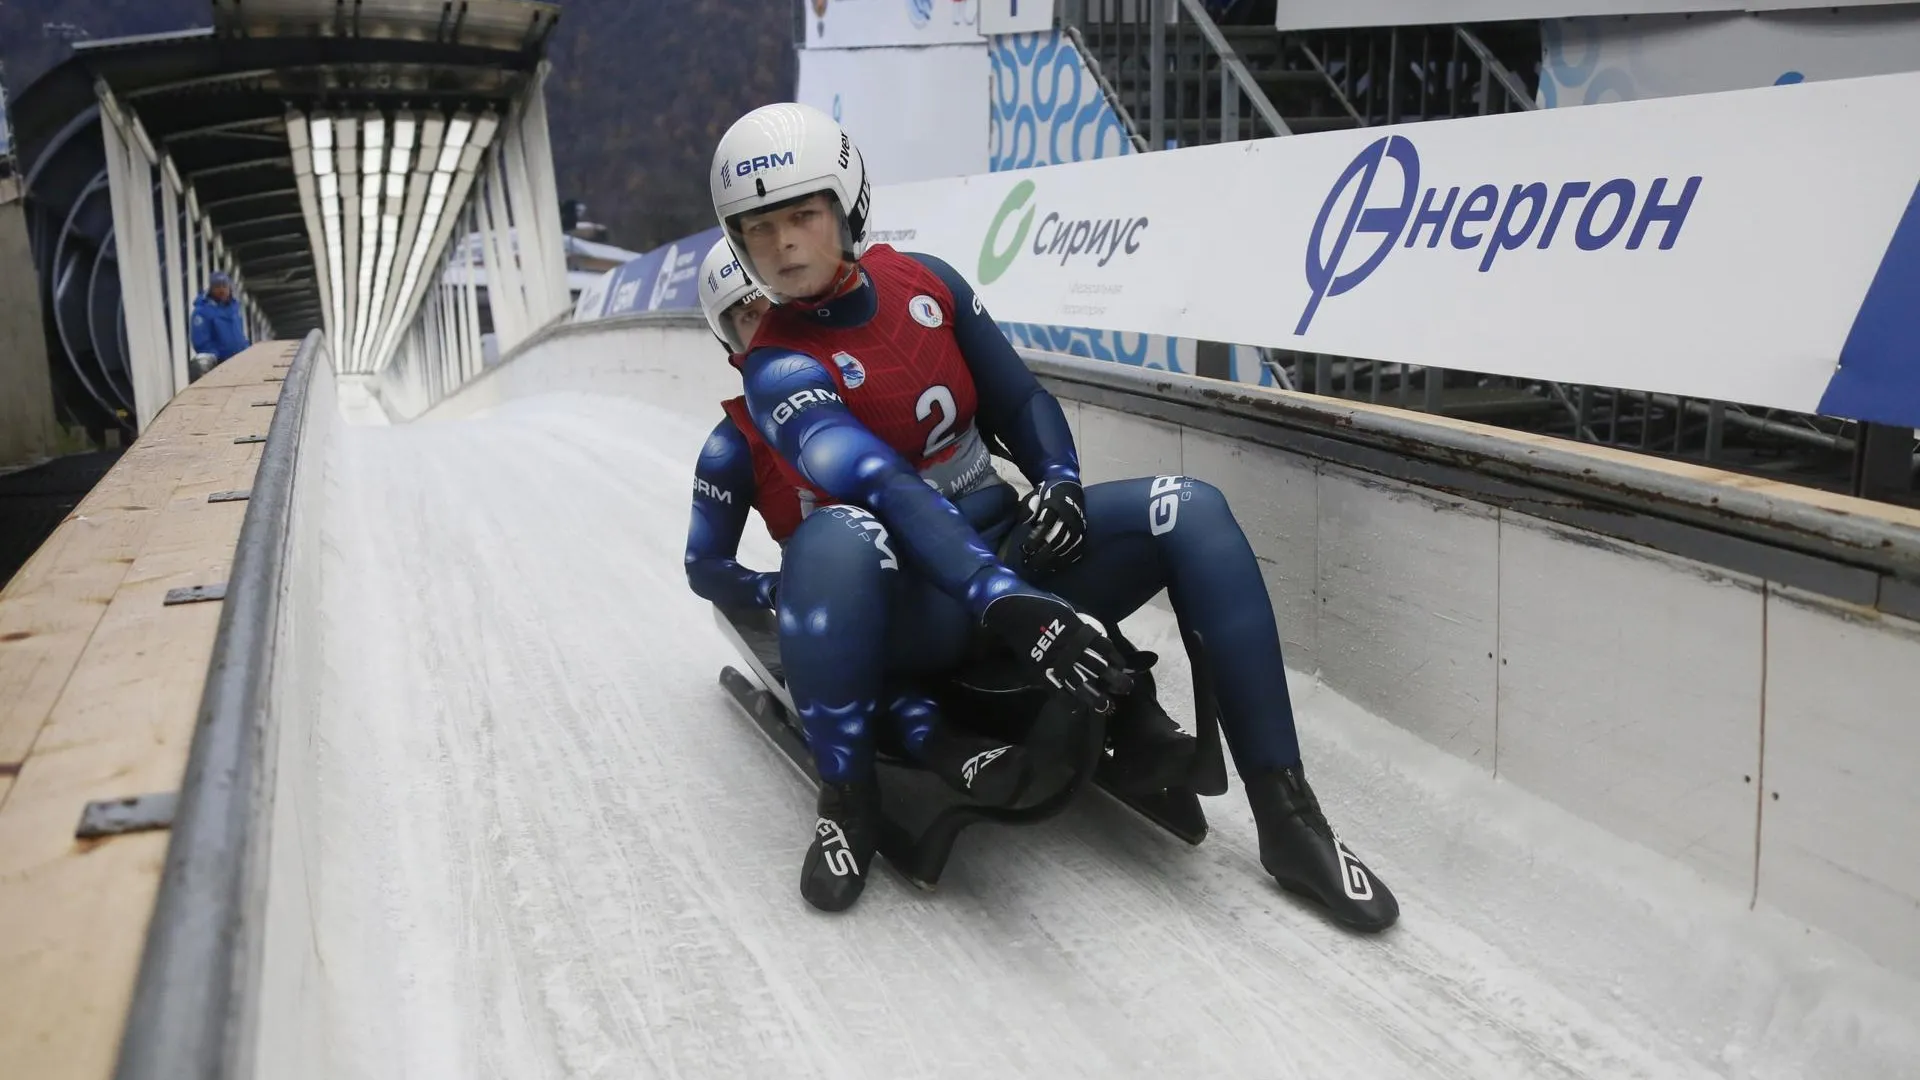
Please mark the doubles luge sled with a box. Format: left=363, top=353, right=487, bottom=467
left=714, top=605, right=1106, bottom=888
left=1094, top=626, right=1231, bottom=844
left=713, top=603, right=1230, bottom=889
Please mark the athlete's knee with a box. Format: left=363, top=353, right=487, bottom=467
left=779, top=506, right=900, bottom=643
left=885, top=690, right=940, bottom=752
left=1182, top=477, right=1227, bottom=512
left=785, top=503, right=901, bottom=577
left=1144, top=474, right=1232, bottom=537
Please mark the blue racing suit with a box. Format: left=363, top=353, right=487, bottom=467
left=681, top=412, right=1004, bottom=766
left=741, top=253, right=1304, bottom=784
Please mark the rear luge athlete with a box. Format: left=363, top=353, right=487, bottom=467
left=682, top=239, right=1035, bottom=821
left=707, top=102, right=1400, bottom=931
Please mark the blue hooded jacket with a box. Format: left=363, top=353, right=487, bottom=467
left=191, top=274, right=251, bottom=361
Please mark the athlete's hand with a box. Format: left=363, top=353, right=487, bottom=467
left=981, top=591, right=1131, bottom=713
left=755, top=572, right=779, bottom=611
left=1020, top=479, right=1087, bottom=575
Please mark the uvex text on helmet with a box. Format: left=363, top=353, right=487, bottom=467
left=697, top=236, right=763, bottom=354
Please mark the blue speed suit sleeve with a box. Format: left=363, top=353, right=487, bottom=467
left=906, top=252, right=1080, bottom=487
left=742, top=349, right=1026, bottom=614
left=684, top=418, right=779, bottom=610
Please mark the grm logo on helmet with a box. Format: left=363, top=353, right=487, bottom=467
left=734, top=151, right=797, bottom=178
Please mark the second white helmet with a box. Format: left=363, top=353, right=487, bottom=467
left=709, top=102, right=870, bottom=303
left=697, top=237, right=763, bottom=354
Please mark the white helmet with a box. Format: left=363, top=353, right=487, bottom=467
left=709, top=102, right=870, bottom=303
left=697, top=237, right=763, bottom=354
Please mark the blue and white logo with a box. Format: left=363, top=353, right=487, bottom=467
left=1298, top=134, right=1703, bottom=335
left=832, top=94, right=843, bottom=123
left=612, top=280, right=641, bottom=312
left=1299, top=136, right=1421, bottom=336
left=908, top=294, right=944, bottom=328
left=833, top=351, right=867, bottom=389
left=648, top=243, right=682, bottom=309
left=907, top=0, right=933, bottom=28
left=734, top=151, right=796, bottom=179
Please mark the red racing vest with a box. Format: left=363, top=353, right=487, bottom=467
left=720, top=394, right=821, bottom=544
left=747, top=244, right=997, bottom=501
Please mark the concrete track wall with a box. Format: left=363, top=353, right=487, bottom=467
left=1066, top=397, right=1920, bottom=978
left=255, top=346, right=339, bottom=1080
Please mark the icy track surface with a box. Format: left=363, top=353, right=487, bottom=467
left=302, top=388, right=1920, bottom=1080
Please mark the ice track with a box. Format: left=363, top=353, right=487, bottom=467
left=295, top=386, right=1920, bottom=1080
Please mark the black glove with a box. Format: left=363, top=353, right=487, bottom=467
left=981, top=591, right=1131, bottom=713
left=1020, top=479, right=1087, bottom=575
left=755, top=573, right=779, bottom=611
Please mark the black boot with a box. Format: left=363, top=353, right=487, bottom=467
left=1244, top=766, right=1399, bottom=932
left=914, top=727, right=1033, bottom=807
left=800, top=780, right=880, bottom=913
left=1102, top=649, right=1197, bottom=795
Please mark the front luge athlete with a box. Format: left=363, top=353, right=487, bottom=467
left=682, top=238, right=1038, bottom=817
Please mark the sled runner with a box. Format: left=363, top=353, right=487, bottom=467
left=713, top=603, right=1229, bottom=889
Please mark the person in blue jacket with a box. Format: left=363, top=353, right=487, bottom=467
left=190, top=272, right=251, bottom=375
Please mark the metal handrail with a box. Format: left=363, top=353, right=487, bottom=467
left=1453, top=25, right=1536, bottom=112
left=112, top=329, right=325, bottom=1080
left=1257, top=347, right=1298, bottom=391
left=1064, top=0, right=1293, bottom=146
left=1294, top=39, right=1367, bottom=127
left=1062, top=23, right=1152, bottom=155
left=1618, top=388, right=1862, bottom=453
left=1171, top=0, right=1292, bottom=137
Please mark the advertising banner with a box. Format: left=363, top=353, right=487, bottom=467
left=989, top=31, right=1136, bottom=170
left=985, top=29, right=1220, bottom=380
left=797, top=44, right=990, bottom=183
left=867, top=72, right=1920, bottom=426
left=998, top=321, right=1280, bottom=386
left=593, top=227, right=726, bottom=321
left=599, top=249, right=668, bottom=320
left=804, top=0, right=983, bottom=50
left=1542, top=9, right=1920, bottom=107
left=1274, top=0, right=1910, bottom=32
left=572, top=268, right=613, bottom=322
